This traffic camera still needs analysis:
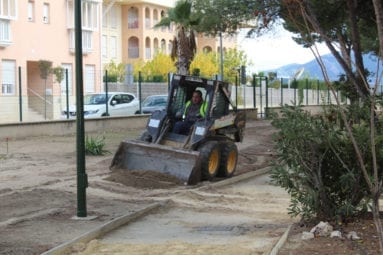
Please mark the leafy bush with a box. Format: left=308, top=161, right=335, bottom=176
left=270, top=105, right=378, bottom=222
left=103, top=73, right=118, bottom=82
left=85, top=136, right=109, bottom=156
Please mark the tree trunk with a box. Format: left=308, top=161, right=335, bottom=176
left=371, top=197, right=383, bottom=254
left=372, top=0, right=383, bottom=56
left=346, top=0, right=368, bottom=96
left=371, top=0, right=383, bottom=253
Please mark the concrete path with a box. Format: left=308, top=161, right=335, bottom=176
left=68, top=171, right=295, bottom=255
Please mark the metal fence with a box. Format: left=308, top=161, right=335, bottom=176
left=230, top=76, right=351, bottom=118
left=1, top=68, right=382, bottom=124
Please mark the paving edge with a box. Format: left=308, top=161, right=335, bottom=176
left=268, top=224, right=293, bottom=255
left=41, top=200, right=169, bottom=255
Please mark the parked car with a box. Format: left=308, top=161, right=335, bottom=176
left=62, top=92, right=139, bottom=118
left=136, top=94, right=168, bottom=114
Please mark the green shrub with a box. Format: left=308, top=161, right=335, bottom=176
left=85, top=136, right=109, bottom=156
left=270, top=105, right=376, bottom=223
left=103, top=73, right=118, bottom=82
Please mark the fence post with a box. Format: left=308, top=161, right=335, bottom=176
left=105, top=70, right=109, bottom=116
left=235, top=75, right=238, bottom=107
left=65, top=69, right=69, bottom=119
left=138, top=71, right=142, bottom=113
left=281, top=78, right=283, bottom=106
left=252, top=74, right=256, bottom=108
left=265, top=77, right=269, bottom=118
left=317, top=80, right=320, bottom=105
left=294, top=79, right=297, bottom=105
left=168, top=73, right=171, bottom=92
left=18, top=66, right=23, bottom=122
left=259, top=77, right=263, bottom=118
left=306, top=79, right=309, bottom=105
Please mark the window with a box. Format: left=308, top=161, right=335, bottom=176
left=128, top=37, right=139, bottom=58
left=85, top=65, right=95, bottom=93
left=42, top=3, right=49, bottom=23
left=2, top=60, right=15, bottom=95
left=0, top=18, right=11, bottom=46
left=102, top=3, right=106, bottom=27
left=101, top=35, right=107, bottom=58
left=145, top=37, right=151, bottom=59
left=68, top=29, right=93, bottom=53
left=145, top=8, right=150, bottom=28
left=110, top=5, right=117, bottom=28
left=0, top=0, right=16, bottom=47
left=161, top=39, right=166, bottom=53
left=121, top=94, right=133, bottom=103
left=82, top=30, right=92, bottom=52
left=66, top=0, right=99, bottom=31
left=127, top=7, right=138, bottom=29
left=82, top=1, right=98, bottom=30
left=0, top=0, right=17, bottom=18
left=110, top=36, right=117, bottom=58
left=28, top=1, right=34, bottom=21
left=60, top=64, right=73, bottom=96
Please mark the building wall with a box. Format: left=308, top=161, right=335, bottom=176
left=103, top=0, right=236, bottom=68
left=0, top=0, right=102, bottom=120
left=0, top=0, right=237, bottom=124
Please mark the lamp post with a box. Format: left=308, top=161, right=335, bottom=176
left=75, top=0, right=87, bottom=218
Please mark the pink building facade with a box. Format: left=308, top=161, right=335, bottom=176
left=0, top=0, right=236, bottom=123
left=0, top=0, right=102, bottom=122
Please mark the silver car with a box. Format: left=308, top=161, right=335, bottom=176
left=136, top=95, right=168, bottom=114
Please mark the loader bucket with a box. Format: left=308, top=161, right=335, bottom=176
left=110, top=140, right=202, bottom=185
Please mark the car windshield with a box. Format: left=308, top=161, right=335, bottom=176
left=84, top=94, right=112, bottom=105
left=142, top=96, right=167, bottom=107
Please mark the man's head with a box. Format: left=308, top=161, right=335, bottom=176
left=192, top=90, right=203, bottom=105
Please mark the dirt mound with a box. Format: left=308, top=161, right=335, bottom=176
left=105, top=169, right=184, bottom=189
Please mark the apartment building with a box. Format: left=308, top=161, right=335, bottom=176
left=0, top=0, right=102, bottom=122
left=102, top=0, right=236, bottom=68
left=0, top=0, right=236, bottom=123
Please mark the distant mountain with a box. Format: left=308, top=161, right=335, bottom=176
left=268, top=53, right=381, bottom=81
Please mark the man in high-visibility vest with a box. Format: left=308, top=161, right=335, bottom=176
left=173, top=90, right=207, bottom=135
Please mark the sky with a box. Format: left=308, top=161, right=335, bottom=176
left=237, top=24, right=331, bottom=73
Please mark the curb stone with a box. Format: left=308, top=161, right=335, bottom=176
left=268, top=224, right=293, bottom=255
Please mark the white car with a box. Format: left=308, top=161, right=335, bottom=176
left=62, top=92, right=140, bottom=118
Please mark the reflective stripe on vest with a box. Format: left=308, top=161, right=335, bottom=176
left=183, top=100, right=207, bottom=119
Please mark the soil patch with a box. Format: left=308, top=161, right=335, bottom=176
left=105, top=169, right=183, bottom=189
left=279, top=213, right=381, bottom=254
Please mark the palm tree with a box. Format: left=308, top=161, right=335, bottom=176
left=155, top=0, right=200, bottom=75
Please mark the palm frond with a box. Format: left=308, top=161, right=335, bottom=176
left=154, top=17, right=171, bottom=28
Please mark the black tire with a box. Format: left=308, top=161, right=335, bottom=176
left=218, top=141, right=238, bottom=178
left=198, top=141, right=221, bottom=181
left=140, top=131, right=152, bottom=142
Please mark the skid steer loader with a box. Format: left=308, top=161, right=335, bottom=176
left=110, top=74, right=246, bottom=185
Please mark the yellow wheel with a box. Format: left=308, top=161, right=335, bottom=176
left=199, top=141, right=221, bottom=181
left=208, top=147, right=220, bottom=176
left=218, top=142, right=238, bottom=178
